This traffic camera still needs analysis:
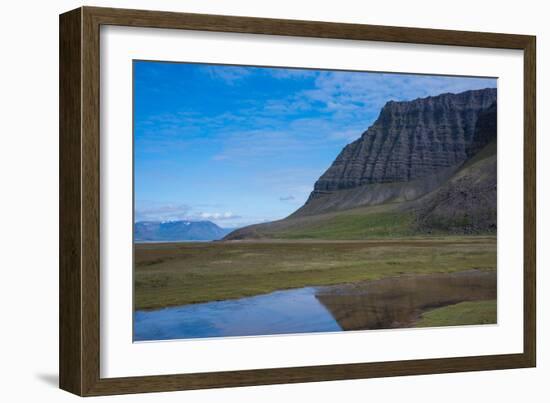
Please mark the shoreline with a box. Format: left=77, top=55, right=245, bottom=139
left=136, top=267, right=496, bottom=312
left=134, top=236, right=497, bottom=310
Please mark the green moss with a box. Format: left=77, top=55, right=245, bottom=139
left=415, top=300, right=497, bottom=327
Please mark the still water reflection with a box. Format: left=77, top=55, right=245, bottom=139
left=134, top=270, right=496, bottom=341
left=316, top=269, right=496, bottom=330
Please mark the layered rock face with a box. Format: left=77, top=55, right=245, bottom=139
left=306, top=88, right=497, bottom=207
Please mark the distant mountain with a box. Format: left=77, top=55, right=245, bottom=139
left=135, top=220, right=233, bottom=242
left=224, top=88, right=497, bottom=240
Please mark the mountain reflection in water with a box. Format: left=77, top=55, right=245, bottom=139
left=315, top=270, right=496, bottom=330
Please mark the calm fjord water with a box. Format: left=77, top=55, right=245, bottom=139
left=134, top=287, right=341, bottom=341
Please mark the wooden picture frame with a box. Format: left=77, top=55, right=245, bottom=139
left=59, top=6, right=536, bottom=396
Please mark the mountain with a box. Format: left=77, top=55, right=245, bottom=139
left=413, top=140, right=496, bottom=234
left=225, top=88, right=497, bottom=240
left=135, top=220, right=233, bottom=242
left=295, top=88, right=496, bottom=217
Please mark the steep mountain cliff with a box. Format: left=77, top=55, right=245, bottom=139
left=409, top=99, right=497, bottom=234
left=294, top=88, right=496, bottom=217
left=224, top=88, right=497, bottom=240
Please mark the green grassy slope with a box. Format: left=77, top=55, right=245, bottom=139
left=271, top=209, right=415, bottom=239
left=415, top=300, right=497, bottom=327
left=225, top=202, right=419, bottom=240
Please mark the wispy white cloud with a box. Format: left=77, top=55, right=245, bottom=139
left=137, top=69, right=495, bottom=159
left=210, top=129, right=312, bottom=162
left=262, top=98, right=312, bottom=115
left=198, top=211, right=241, bottom=220
left=147, top=70, right=496, bottom=163
left=200, top=65, right=252, bottom=85
left=135, top=201, right=246, bottom=227
left=135, top=203, right=192, bottom=222
left=298, top=71, right=496, bottom=122
left=266, top=68, right=319, bottom=80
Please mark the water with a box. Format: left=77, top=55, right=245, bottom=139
left=134, top=287, right=341, bottom=341
left=134, top=270, right=496, bottom=341
left=316, top=270, right=496, bottom=330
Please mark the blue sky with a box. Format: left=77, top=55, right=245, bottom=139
left=134, top=61, right=496, bottom=228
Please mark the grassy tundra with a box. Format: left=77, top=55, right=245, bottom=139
left=415, top=300, right=497, bottom=328
left=134, top=236, right=496, bottom=311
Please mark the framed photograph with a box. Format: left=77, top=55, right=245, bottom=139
left=59, top=6, right=536, bottom=396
